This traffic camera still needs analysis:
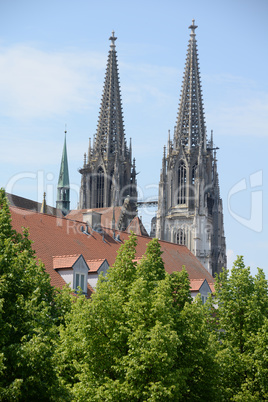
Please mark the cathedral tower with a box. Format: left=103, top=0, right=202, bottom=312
left=79, top=32, right=137, bottom=213
left=156, top=21, right=226, bottom=276
left=56, top=130, right=70, bottom=216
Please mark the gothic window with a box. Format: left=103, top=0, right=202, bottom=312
left=207, top=194, right=214, bottom=216
left=191, top=163, right=197, bottom=185
left=177, top=229, right=186, bottom=245
left=190, top=163, right=197, bottom=202
left=109, top=169, right=114, bottom=205
left=178, top=161, right=186, bottom=204
left=96, top=167, right=104, bottom=208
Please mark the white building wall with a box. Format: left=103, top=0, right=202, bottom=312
left=88, top=273, right=99, bottom=290
left=88, top=260, right=109, bottom=290
left=57, top=269, right=73, bottom=289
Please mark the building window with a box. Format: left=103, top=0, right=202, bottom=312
left=177, top=229, right=186, bottom=245
left=178, top=161, right=186, bottom=204
left=75, top=273, right=86, bottom=293
left=109, top=169, right=114, bottom=205
left=96, top=167, right=104, bottom=208
left=191, top=163, right=197, bottom=185
left=190, top=163, right=197, bottom=202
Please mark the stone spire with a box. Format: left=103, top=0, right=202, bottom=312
left=174, top=19, right=206, bottom=150
left=56, top=130, right=70, bottom=216
left=79, top=32, right=137, bottom=214
left=93, top=31, right=126, bottom=160
left=155, top=20, right=226, bottom=277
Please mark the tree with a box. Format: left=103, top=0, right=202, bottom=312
left=0, top=189, right=69, bottom=401
left=208, top=256, right=268, bottom=401
left=57, top=235, right=219, bottom=401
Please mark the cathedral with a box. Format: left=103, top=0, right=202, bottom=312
left=56, top=21, right=226, bottom=276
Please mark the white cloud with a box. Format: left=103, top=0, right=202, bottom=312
left=204, top=73, right=268, bottom=137
left=0, top=45, right=106, bottom=119
left=0, top=43, right=180, bottom=126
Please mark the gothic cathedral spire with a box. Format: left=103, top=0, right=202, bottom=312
left=94, top=31, right=126, bottom=160
left=56, top=130, right=70, bottom=216
left=155, top=21, right=226, bottom=276
left=79, top=32, right=137, bottom=213
left=174, top=20, right=206, bottom=151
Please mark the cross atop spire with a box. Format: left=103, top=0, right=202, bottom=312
left=189, top=19, right=198, bottom=37
left=109, top=31, right=117, bottom=48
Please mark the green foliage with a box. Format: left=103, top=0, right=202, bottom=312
left=4, top=186, right=268, bottom=401
left=58, top=235, right=218, bottom=401
left=209, top=256, right=268, bottom=400
left=0, top=189, right=69, bottom=401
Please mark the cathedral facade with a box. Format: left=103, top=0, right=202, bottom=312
left=155, top=21, right=226, bottom=276
left=57, top=22, right=226, bottom=276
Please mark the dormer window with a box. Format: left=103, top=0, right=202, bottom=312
left=75, top=273, right=86, bottom=293
left=53, top=254, right=89, bottom=295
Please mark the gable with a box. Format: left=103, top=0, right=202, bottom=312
left=199, top=279, right=212, bottom=295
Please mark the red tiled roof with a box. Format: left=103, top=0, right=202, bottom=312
left=87, top=259, right=106, bottom=273
left=66, top=206, right=122, bottom=229
left=126, top=216, right=148, bottom=236
left=7, top=192, right=59, bottom=216
left=10, top=206, right=214, bottom=291
left=53, top=254, right=81, bottom=269
left=208, top=283, right=215, bottom=293
left=190, top=279, right=205, bottom=291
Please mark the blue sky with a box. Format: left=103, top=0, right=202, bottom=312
left=0, top=0, right=267, bottom=276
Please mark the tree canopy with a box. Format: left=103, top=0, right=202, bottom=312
left=1, top=188, right=268, bottom=400
left=0, top=189, right=69, bottom=401
left=57, top=234, right=218, bottom=401
left=207, top=256, right=268, bottom=401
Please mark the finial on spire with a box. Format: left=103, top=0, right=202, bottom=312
left=65, top=123, right=67, bottom=135
left=109, top=31, right=117, bottom=48
left=189, top=19, right=198, bottom=36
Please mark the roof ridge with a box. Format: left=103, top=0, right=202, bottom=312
left=53, top=254, right=81, bottom=258
left=10, top=205, right=62, bottom=219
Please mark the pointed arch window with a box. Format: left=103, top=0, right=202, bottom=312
left=191, top=163, right=197, bottom=185
left=177, top=229, right=186, bottom=245
left=178, top=161, right=186, bottom=204
left=96, top=167, right=104, bottom=208
left=109, top=169, right=114, bottom=205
